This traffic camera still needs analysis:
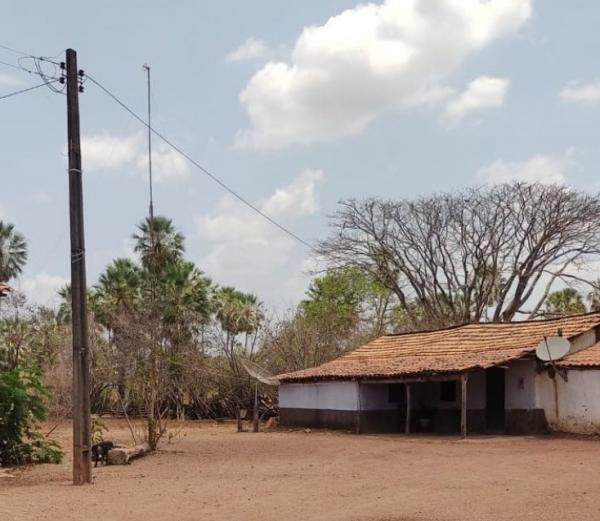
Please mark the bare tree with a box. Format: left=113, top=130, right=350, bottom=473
left=317, top=183, right=600, bottom=328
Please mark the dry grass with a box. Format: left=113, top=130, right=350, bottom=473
left=1, top=420, right=599, bottom=521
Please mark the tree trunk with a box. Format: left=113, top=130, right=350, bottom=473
left=107, top=443, right=151, bottom=465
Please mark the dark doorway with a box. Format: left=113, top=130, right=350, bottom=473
left=485, top=367, right=505, bottom=432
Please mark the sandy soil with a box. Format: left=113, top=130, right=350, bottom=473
left=1, top=420, right=599, bottom=521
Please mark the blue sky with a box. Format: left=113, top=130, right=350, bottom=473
left=1, top=1, right=600, bottom=310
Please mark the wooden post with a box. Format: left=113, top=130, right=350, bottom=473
left=236, top=408, right=243, bottom=432
left=405, top=383, right=411, bottom=435
left=461, top=373, right=468, bottom=438
left=356, top=382, right=361, bottom=434
left=66, top=48, right=92, bottom=485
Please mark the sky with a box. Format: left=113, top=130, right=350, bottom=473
left=1, top=0, right=600, bottom=311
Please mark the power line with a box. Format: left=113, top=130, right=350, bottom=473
left=0, top=46, right=65, bottom=95
left=84, top=73, right=316, bottom=252
left=0, top=58, right=27, bottom=73
left=0, top=79, right=58, bottom=101
left=0, top=43, right=64, bottom=93
left=0, top=57, right=60, bottom=79
left=0, top=42, right=29, bottom=56
left=0, top=42, right=62, bottom=65
left=0, top=44, right=315, bottom=250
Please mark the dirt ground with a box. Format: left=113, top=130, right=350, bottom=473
left=1, top=420, right=600, bottom=521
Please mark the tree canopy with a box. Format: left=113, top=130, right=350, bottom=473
left=317, top=183, right=600, bottom=330
left=0, top=221, right=27, bottom=283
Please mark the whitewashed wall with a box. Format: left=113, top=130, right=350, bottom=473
left=569, top=330, right=596, bottom=355
left=359, top=384, right=398, bottom=410
left=505, top=359, right=537, bottom=410
left=281, top=375, right=489, bottom=412
left=279, top=382, right=359, bottom=411
left=280, top=360, right=600, bottom=435
left=536, top=369, right=600, bottom=434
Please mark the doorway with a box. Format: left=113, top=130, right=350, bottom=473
left=485, top=367, right=505, bottom=432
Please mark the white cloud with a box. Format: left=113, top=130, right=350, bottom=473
left=19, top=272, right=68, bottom=306
left=235, top=0, right=531, bottom=149
left=196, top=169, right=323, bottom=242
left=0, top=73, right=24, bottom=87
left=477, top=154, right=572, bottom=185
left=444, top=76, right=509, bottom=122
left=194, top=169, right=323, bottom=290
left=82, top=133, right=142, bottom=171
left=262, top=169, right=323, bottom=216
left=226, top=37, right=268, bottom=62
left=78, top=132, right=189, bottom=182
left=279, top=256, right=324, bottom=307
left=560, top=80, right=600, bottom=105
left=136, top=144, right=190, bottom=182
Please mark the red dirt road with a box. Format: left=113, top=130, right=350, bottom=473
left=1, top=421, right=599, bottom=521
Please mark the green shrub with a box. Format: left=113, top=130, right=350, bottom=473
left=0, top=369, right=64, bottom=466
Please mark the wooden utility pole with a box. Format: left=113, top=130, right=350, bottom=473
left=66, top=48, right=92, bottom=485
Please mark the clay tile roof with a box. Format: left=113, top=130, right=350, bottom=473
left=278, top=312, right=600, bottom=382
left=558, top=342, right=600, bottom=368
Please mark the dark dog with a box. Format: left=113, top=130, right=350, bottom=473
left=91, top=441, right=114, bottom=467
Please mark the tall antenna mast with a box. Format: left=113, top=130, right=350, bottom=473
left=143, top=64, right=154, bottom=222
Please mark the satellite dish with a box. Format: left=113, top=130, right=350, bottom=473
left=535, top=336, right=570, bottom=362
left=240, top=359, right=279, bottom=386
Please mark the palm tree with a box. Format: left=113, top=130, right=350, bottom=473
left=0, top=221, right=27, bottom=282
left=56, top=283, right=100, bottom=325
left=214, top=287, right=263, bottom=371
left=95, top=258, right=142, bottom=323
left=588, top=280, right=600, bottom=312
left=132, top=216, right=185, bottom=274
left=159, top=261, right=212, bottom=328
left=215, top=287, right=263, bottom=337
left=543, top=288, right=586, bottom=317
left=56, top=284, right=72, bottom=324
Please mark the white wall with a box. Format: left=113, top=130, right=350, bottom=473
left=280, top=378, right=484, bottom=412
left=505, top=359, right=537, bottom=410
left=279, top=381, right=359, bottom=411
left=359, top=384, right=398, bottom=410
left=569, top=329, right=596, bottom=355
left=536, top=369, right=600, bottom=434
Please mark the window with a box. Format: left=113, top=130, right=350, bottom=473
left=440, top=381, right=457, bottom=402
left=388, top=384, right=406, bottom=403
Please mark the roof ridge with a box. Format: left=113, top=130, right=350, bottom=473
left=383, top=311, right=600, bottom=338
left=383, top=322, right=468, bottom=337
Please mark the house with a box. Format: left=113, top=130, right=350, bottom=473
left=0, top=282, right=13, bottom=298
left=277, top=312, right=600, bottom=436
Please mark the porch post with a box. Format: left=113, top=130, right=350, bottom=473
left=461, top=373, right=468, bottom=438
left=405, top=383, right=411, bottom=435
left=356, top=381, right=361, bottom=434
